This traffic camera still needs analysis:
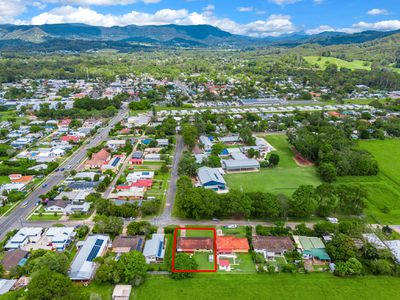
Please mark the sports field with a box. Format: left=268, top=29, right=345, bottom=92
left=224, top=135, right=321, bottom=196
left=132, top=274, right=400, bottom=300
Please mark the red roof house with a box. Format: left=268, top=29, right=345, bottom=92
left=176, top=237, right=213, bottom=253
left=131, top=179, right=153, bottom=188
left=84, top=149, right=111, bottom=169
left=60, top=135, right=80, bottom=143
left=217, top=236, right=249, bottom=254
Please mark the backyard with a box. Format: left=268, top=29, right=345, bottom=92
left=224, top=135, right=321, bottom=196
left=132, top=274, right=400, bottom=300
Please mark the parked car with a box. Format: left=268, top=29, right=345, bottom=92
left=224, top=224, right=238, bottom=229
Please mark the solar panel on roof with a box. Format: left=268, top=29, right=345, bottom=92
left=143, top=172, right=149, bottom=175
left=136, top=238, right=143, bottom=251
left=111, top=157, right=121, bottom=167
left=86, top=239, right=103, bottom=262
left=157, top=240, right=163, bottom=257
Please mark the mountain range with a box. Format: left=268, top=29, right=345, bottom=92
left=0, top=23, right=399, bottom=52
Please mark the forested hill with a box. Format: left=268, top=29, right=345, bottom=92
left=0, top=23, right=399, bottom=52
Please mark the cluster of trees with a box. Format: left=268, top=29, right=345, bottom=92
left=0, top=159, right=58, bottom=176
left=95, top=251, right=147, bottom=286
left=92, top=215, right=123, bottom=238
left=129, top=99, right=152, bottom=111
left=36, top=95, right=121, bottom=119
left=176, top=177, right=367, bottom=219
left=288, top=123, right=378, bottom=182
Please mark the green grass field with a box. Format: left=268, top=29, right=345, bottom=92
left=304, top=56, right=371, bottom=70
left=346, top=139, right=400, bottom=224
left=194, top=253, right=215, bottom=270
left=224, top=135, right=321, bottom=196
left=132, top=274, right=400, bottom=300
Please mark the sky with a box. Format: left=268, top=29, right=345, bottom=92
left=0, top=0, right=399, bottom=37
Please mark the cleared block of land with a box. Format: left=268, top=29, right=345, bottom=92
left=304, top=56, right=371, bottom=70
left=224, top=135, right=321, bottom=196
left=133, top=274, right=400, bottom=300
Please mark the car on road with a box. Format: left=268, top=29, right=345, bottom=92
left=224, top=224, right=237, bottom=229
left=21, top=201, right=29, bottom=207
left=212, top=218, right=220, bottom=222
left=66, top=165, right=72, bottom=169
left=42, top=184, right=48, bottom=188
left=60, top=168, right=65, bottom=172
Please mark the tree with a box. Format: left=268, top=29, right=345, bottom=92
left=248, top=192, right=281, bottom=219
left=315, top=184, right=338, bottom=217
left=239, top=126, right=255, bottom=145
left=336, top=185, right=366, bottom=215
left=178, top=153, right=198, bottom=176
left=268, top=153, right=280, bottom=167
left=181, top=124, right=198, bottom=149
left=27, top=270, right=85, bottom=300
left=27, top=251, right=69, bottom=275
left=289, top=185, right=319, bottom=218
left=318, top=162, right=337, bottom=183
left=171, top=253, right=198, bottom=279
left=211, top=143, right=225, bottom=156
left=118, top=251, right=147, bottom=286
left=95, top=258, right=120, bottom=284
left=334, top=258, right=363, bottom=277
left=127, top=221, right=153, bottom=236
left=326, top=233, right=357, bottom=262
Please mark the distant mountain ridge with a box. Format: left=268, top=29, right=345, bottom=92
left=0, top=23, right=399, bottom=52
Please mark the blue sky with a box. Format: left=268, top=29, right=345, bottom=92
left=1, top=0, right=399, bottom=37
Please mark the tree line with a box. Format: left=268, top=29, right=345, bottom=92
left=175, top=176, right=367, bottom=220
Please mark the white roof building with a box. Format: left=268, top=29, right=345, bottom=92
left=69, top=235, right=110, bottom=281
left=5, top=227, right=43, bottom=250
left=385, top=240, right=400, bottom=264
left=143, top=234, right=165, bottom=264
left=46, top=227, right=76, bottom=251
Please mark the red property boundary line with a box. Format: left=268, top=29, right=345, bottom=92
left=171, top=227, right=218, bottom=273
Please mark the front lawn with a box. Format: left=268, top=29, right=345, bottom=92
left=133, top=274, right=400, bottom=300
left=28, top=214, right=62, bottom=221
left=224, top=135, right=321, bottom=196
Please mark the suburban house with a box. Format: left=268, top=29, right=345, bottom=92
left=55, top=190, right=92, bottom=202
left=197, top=167, right=227, bottom=192
left=69, top=235, right=110, bottom=281
left=126, top=171, right=154, bottom=183
left=45, top=227, right=76, bottom=251
left=221, top=159, right=260, bottom=172
left=106, top=140, right=126, bottom=150
left=216, top=236, right=249, bottom=254
left=143, top=234, right=166, bottom=263
left=112, top=236, right=145, bottom=254
left=9, top=174, right=34, bottom=185
left=60, top=135, right=80, bottom=143
left=252, top=236, right=295, bottom=259
left=156, top=139, right=169, bottom=147
left=362, top=233, right=388, bottom=250
left=176, top=237, right=214, bottom=253
left=45, top=200, right=68, bottom=213
left=101, top=155, right=125, bottom=173
left=218, top=135, right=242, bottom=145
left=385, top=240, right=400, bottom=264
left=293, top=236, right=331, bottom=262
left=1, top=249, right=29, bottom=272
left=84, top=149, right=111, bottom=169
left=109, top=186, right=145, bottom=200
left=5, top=227, right=43, bottom=250
left=199, top=135, right=213, bottom=152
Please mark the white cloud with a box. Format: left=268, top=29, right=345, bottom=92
left=0, top=0, right=27, bottom=18
left=314, top=0, right=324, bottom=4
left=29, top=6, right=298, bottom=37
left=202, top=4, right=214, bottom=11
left=237, top=6, right=254, bottom=12
left=306, top=19, right=400, bottom=35
left=367, top=8, right=389, bottom=16
left=305, top=25, right=335, bottom=35
left=269, top=0, right=301, bottom=5
left=42, top=0, right=160, bottom=5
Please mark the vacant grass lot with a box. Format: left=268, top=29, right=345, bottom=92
left=133, top=274, right=400, bottom=300
left=225, top=135, right=321, bottom=196
left=347, top=139, right=400, bottom=224
left=304, top=56, right=371, bottom=70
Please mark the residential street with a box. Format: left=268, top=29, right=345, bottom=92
left=0, top=107, right=128, bottom=240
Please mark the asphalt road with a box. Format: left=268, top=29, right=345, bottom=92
left=0, top=107, right=128, bottom=240
left=158, top=135, right=184, bottom=221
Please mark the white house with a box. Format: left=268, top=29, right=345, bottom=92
left=5, top=227, right=43, bottom=250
